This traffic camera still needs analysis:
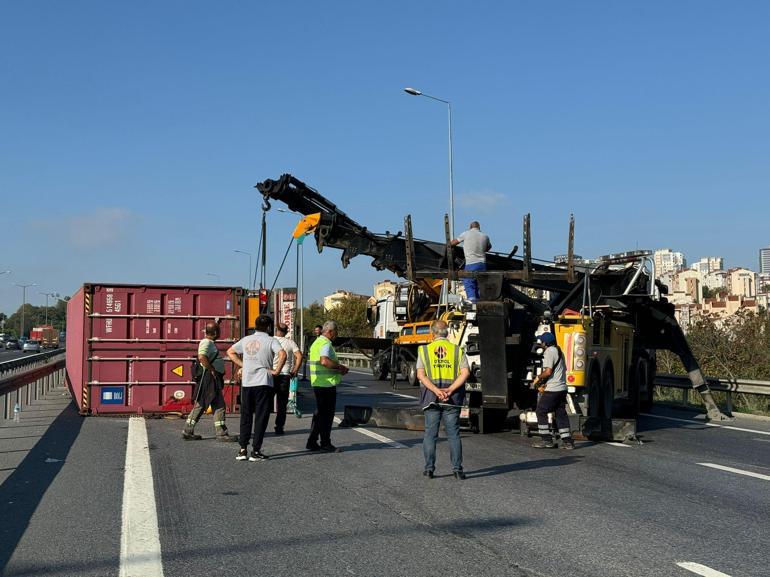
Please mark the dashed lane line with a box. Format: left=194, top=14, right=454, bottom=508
left=605, top=442, right=632, bottom=448
left=333, top=417, right=408, bottom=449
left=120, top=417, right=164, bottom=577
left=696, top=462, right=770, bottom=482
left=640, top=413, right=770, bottom=436
left=676, top=561, right=731, bottom=576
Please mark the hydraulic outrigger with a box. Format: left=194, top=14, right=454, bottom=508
left=256, top=174, right=731, bottom=434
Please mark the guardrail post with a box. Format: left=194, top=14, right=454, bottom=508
left=725, top=391, right=733, bottom=415
left=681, top=387, right=688, bottom=407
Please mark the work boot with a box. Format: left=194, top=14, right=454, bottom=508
left=560, top=438, right=575, bottom=450
left=216, top=427, right=238, bottom=442
left=453, top=471, right=466, bottom=480
left=182, top=429, right=202, bottom=441
left=531, top=437, right=556, bottom=449
left=423, top=470, right=434, bottom=479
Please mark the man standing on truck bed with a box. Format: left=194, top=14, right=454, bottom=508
left=416, top=320, right=471, bottom=480
left=228, top=315, right=286, bottom=461
left=451, top=221, right=491, bottom=303
left=183, top=321, right=236, bottom=442
left=532, top=332, right=574, bottom=450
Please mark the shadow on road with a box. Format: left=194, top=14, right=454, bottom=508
left=0, top=402, right=84, bottom=574
left=466, top=456, right=583, bottom=479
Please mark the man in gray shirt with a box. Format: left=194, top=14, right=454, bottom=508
left=451, top=221, right=491, bottom=303
left=228, top=314, right=286, bottom=461
left=531, top=331, right=574, bottom=449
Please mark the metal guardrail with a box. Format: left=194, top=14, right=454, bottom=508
left=0, top=351, right=67, bottom=422
left=337, top=352, right=372, bottom=369
left=654, top=373, right=770, bottom=414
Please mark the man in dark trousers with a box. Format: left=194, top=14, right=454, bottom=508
left=532, top=332, right=574, bottom=449
left=306, top=320, right=348, bottom=452
left=228, top=315, right=286, bottom=461
left=272, top=322, right=303, bottom=435
left=183, top=321, right=236, bottom=442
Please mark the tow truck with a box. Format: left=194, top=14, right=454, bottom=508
left=256, top=174, right=731, bottom=438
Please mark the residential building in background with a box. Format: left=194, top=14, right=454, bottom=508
left=690, top=256, right=724, bottom=275
left=324, top=289, right=368, bottom=311
left=759, top=246, right=770, bottom=275
left=727, top=268, right=756, bottom=298
left=654, top=248, right=686, bottom=276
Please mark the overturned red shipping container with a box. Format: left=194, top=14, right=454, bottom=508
left=66, top=284, right=244, bottom=415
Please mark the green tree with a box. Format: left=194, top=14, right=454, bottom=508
left=6, top=297, right=69, bottom=337
left=298, top=296, right=371, bottom=341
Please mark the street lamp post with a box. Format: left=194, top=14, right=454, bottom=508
left=234, top=250, right=253, bottom=290
left=15, top=283, right=37, bottom=338
left=39, top=291, right=60, bottom=325
left=205, top=272, right=220, bottom=284
left=404, top=87, right=455, bottom=241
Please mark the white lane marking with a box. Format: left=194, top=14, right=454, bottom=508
left=348, top=369, right=374, bottom=376
left=676, top=561, right=731, bottom=576
left=606, top=442, right=631, bottom=448
left=391, top=393, right=417, bottom=399
left=696, top=462, right=770, bottom=482
left=333, top=417, right=408, bottom=449
left=120, top=417, right=164, bottom=577
left=641, top=413, right=770, bottom=436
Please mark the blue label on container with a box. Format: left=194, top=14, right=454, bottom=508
left=101, top=386, right=125, bottom=405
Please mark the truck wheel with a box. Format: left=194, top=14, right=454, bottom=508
left=587, top=365, right=602, bottom=418
left=601, top=362, right=615, bottom=419
left=406, top=362, right=418, bottom=387
left=372, top=357, right=388, bottom=381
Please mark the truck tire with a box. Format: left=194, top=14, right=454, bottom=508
left=406, top=362, right=418, bottom=387
left=587, top=364, right=602, bottom=418
left=372, top=357, right=388, bottom=381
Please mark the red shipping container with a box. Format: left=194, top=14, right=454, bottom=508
left=66, top=283, right=244, bottom=415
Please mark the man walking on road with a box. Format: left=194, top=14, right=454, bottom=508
left=531, top=332, right=574, bottom=450
left=416, top=320, right=471, bottom=480
left=451, top=221, right=492, bottom=303
left=183, top=321, right=236, bottom=442
left=228, top=315, right=286, bottom=461
left=306, top=320, right=348, bottom=453
left=272, top=322, right=303, bottom=435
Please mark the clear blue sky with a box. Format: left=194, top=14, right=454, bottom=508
left=2, top=1, right=769, bottom=315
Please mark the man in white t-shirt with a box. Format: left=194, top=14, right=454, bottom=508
left=272, top=322, right=303, bottom=435
left=227, top=315, right=286, bottom=461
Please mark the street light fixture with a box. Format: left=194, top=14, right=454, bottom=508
left=15, top=282, right=37, bottom=338
left=403, top=86, right=455, bottom=241
left=234, top=250, right=253, bottom=290
left=39, top=291, right=60, bottom=325
left=205, top=272, right=220, bottom=284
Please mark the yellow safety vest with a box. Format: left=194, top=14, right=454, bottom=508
left=418, top=340, right=461, bottom=388
left=309, top=335, right=341, bottom=387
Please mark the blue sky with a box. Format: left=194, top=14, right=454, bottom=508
left=2, top=1, right=769, bottom=315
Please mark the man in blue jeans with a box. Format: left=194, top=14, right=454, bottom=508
left=416, top=320, right=471, bottom=480
left=451, top=221, right=492, bottom=303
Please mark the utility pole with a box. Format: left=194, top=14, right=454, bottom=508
left=15, top=283, right=37, bottom=338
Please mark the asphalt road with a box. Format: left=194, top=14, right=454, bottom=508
left=1, top=370, right=769, bottom=577
left=0, top=350, right=28, bottom=363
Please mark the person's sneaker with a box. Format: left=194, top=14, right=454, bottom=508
left=274, top=428, right=284, bottom=435
left=249, top=450, right=269, bottom=461
left=561, top=438, right=575, bottom=450
left=532, top=437, right=556, bottom=449
left=236, top=448, right=248, bottom=461
left=306, top=441, right=321, bottom=451
left=319, top=444, right=340, bottom=453
left=423, top=470, right=434, bottom=479
left=216, top=433, right=238, bottom=442
left=453, top=471, right=467, bottom=480
left=182, top=431, right=203, bottom=441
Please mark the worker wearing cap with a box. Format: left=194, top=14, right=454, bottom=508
left=532, top=332, right=574, bottom=449
left=416, top=320, right=471, bottom=480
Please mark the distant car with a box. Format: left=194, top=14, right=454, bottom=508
left=22, top=340, right=41, bottom=353
left=19, top=336, right=28, bottom=346
left=5, top=339, right=21, bottom=350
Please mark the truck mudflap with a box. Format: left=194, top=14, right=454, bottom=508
left=519, top=410, right=639, bottom=444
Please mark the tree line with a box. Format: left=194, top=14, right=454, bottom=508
left=0, top=298, right=68, bottom=337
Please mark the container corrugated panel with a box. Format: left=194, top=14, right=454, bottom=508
left=66, top=283, right=244, bottom=415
